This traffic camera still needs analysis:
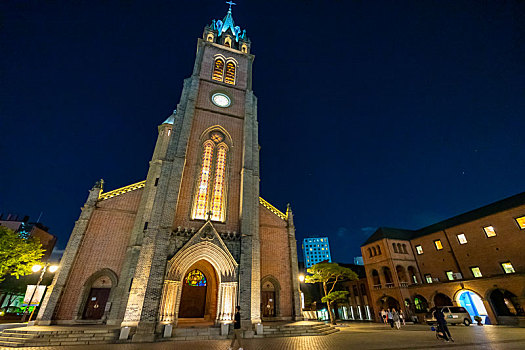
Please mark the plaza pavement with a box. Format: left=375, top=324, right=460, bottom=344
left=5, top=322, right=525, bottom=350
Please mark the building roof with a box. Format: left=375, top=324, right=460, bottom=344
left=362, top=227, right=415, bottom=246
left=362, top=190, right=525, bottom=246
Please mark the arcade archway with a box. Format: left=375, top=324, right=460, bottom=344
left=456, top=290, right=488, bottom=324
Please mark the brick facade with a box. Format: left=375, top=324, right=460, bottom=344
left=36, top=8, right=301, bottom=341
left=361, top=193, right=525, bottom=325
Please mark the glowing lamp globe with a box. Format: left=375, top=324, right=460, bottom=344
left=48, top=265, right=59, bottom=273
left=32, top=265, right=42, bottom=273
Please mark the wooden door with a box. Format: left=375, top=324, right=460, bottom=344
left=262, top=291, right=276, bottom=317
left=83, top=288, right=110, bottom=320
left=179, top=284, right=207, bottom=318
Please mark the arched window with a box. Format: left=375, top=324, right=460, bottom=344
left=192, top=131, right=229, bottom=222
left=212, top=58, right=225, bottom=82
left=224, top=37, right=232, bottom=47
left=402, top=244, right=408, bottom=254
left=368, top=248, right=372, bottom=258
left=392, top=243, right=398, bottom=253
left=210, top=144, right=227, bottom=221
left=193, top=141, right=214, bottom=220
left=224, top=61, right=236, bottom=85
left=376, top=245, right=381, bottom=255
left=397, top=243, right=402, bottom=253
left=372, top=247, right=377, bottom=256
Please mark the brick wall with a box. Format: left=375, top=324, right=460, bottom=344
left=55, top=189, right=142, bottom=320
left=259, top=203, right=292, bottom=318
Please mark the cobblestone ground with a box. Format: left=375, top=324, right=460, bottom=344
left=6, top=323, right=525, bottom=350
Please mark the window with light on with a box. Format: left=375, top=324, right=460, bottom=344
left=434, top=240, right=443, bottom=250
left=457, top=233, right=467, bottom=244
left=501, top=262, right=515, bottom=274
left=415, top=245, right=423, bottom=255
left=446, top=271, right=454, bottom=281
left=471, top=267, right=482, bottom=278
left=516, top=216, right=525, bottom=229
left=483, top=226, right=496, bottom=237
left=425, top=274, right=433, bottom=283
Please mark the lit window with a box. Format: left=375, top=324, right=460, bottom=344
left=516, top=216, right=525, bottom=229
left=471, top=267, right=482, bottom=278
left=425, top=274, right=433, bottom=283
left=483, top=226, right=496, bottom=237
left=416, top=245, right=423, bottom=255
left=224, top=61, right=236, bottom=85
left=501, top=262, right=515, bottom=274
left=212, top=58, right=225, bottom=82
left=210, top=144, right=227, bottom=222
left=446, top=271, right=454, bottom=281
left=457, top=233, right=467, bottom=244
left=434, top=240, right=443, bottom=250
left=192, top=142, right=214, bottom=219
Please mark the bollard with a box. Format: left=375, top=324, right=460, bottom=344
left=119, top=326, right=130, bottom=340
left=163, top=324, right=173, bottom=338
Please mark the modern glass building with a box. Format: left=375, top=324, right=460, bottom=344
left=303, top=237, right=332, bottom=268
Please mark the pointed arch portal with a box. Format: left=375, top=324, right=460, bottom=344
left=159, top=225, right=238, bottom=325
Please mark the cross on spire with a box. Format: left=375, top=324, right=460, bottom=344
left=226, top=1, right=236, bottom=10
left=206, top=211, right=213, bottom=221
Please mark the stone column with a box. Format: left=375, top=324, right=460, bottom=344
left=119, top=69, right=201, bottom=341
left=36, top=181, right=102, bottom=325
left=238, top=91, right=261, bottom=327
left=286, top=205, right=303, bottom=320
left=217, top=282, right=237, bottom=322
left=158, top=280, right=181, bottom=324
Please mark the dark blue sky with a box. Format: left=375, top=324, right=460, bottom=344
left=1, top=1, right=524, bottom=262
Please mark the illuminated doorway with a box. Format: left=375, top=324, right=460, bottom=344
left=179, top=269, right=208, bottom=318
left=456, top=290, right=488, bottom=324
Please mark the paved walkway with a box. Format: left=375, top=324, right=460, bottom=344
left=4, top=323, right=525, bottom=350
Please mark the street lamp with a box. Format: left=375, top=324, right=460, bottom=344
left=298, top=274, right=305, bottom=282
left=21, top=263, right=59, bottom=323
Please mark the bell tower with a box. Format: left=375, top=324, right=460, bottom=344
left=120, top=3, right=261, bottom=341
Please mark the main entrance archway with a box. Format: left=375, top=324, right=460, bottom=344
left=178, top=261, right=218, bottom=320
left=159, top=231, right=238, bottom=326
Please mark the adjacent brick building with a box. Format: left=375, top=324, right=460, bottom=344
left=36, top=5, right=301, bottom=341
left=361, top=191, right=525, bottom=326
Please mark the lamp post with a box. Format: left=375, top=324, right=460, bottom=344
left=21, top=263, right=59, bottom=323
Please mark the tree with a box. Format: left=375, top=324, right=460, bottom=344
left=305, top=262, right=358, bottom=325
left=0, top=226, right=44, bottom=283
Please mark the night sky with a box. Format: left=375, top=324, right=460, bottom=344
left=1, top=1, right=524, bottom=262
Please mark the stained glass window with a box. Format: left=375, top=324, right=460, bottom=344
left=211, top=145, right=227, bottom=222
left=225, top=61, right=236, bottom=85
left=212, top=58, right=225, bottom=82
left=193, top=142, right=214, bottom=220
left=186, top=269, right=207, bottom=287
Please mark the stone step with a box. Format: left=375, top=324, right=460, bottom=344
left=0, top=327, right=119, bottom=347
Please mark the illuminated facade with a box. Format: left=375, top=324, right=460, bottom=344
left=361, top=191, right=525, bottom=326
left=303, top=237, right=332, bottom=268
left=36, top=4, right=302, bottom=342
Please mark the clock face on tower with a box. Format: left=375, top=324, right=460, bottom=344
left=211, top=93, right=231, bottom=108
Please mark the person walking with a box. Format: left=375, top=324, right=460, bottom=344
left=229, top=306, right=244, bottom=350
left=381, top=309, right=387, bottom=324
left=434, top=307, right=454, bottom=342
left=392, top=309, right=401, bottom=329
left=399, top=310, right=406, bottom=326
left=387, top=309, right=394, bottom=328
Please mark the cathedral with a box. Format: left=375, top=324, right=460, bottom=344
left=36, top=5, right=302, bottom=341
